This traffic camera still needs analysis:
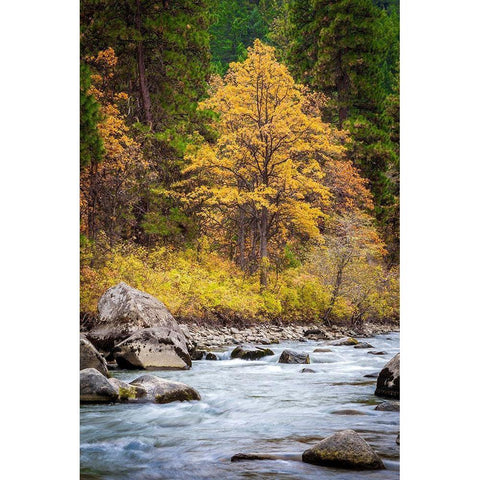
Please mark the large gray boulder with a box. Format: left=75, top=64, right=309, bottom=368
left=375, top=353, right=400, bottom=399
left=302, top=430, right=385, bottom=470
left=112, top=327, right=191, bottom=370
left=129, top=375, right=201, bottom=404
left=87, top=283, right=190, bottom=364
left=80, top=368, right=118, bottom=403
left=279, top=349, right=310, bottom=364
left=231, top=345, right=274, bottom=361
left=80, top=334, right=108, bottom=377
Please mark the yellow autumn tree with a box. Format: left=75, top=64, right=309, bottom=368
left=182, top=40, right=344, bottom=288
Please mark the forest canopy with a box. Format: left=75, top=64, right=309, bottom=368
left=80, top=0, right=399, bottom=326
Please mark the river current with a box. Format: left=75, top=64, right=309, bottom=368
left=81, top=332, right=399, bottom=479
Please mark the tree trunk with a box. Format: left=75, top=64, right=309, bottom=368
left=335, top=54, right=350, bottom=129
left=259, top=206, right=268, bottom=289
left=323, top=263, right=344, bottom=326
left=136, top=0, right=153, bottom=126
left=237, top=207, right=246, bottom=270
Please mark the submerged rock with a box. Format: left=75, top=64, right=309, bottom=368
left=375, top=401, right=400, bottom=411
left=302, top=430, right=385, bottom=470
left=396, top=433, right=400, bottom=445
left=80, top=334, right=109, bottom=377
left=112, top=327, right=191, bottom=370
left=230, top=345, right=274, bottom=361
left=300, top=368, right=316, bottom=373
left=375, top=353, right=400, bottom=400
left=231, top=453, right=278, bottom=462
left=331, top=409, right=366, bottom=416
left=80, top=368, right=118, bottom=403
left=129, top=374, right=201, bottom=404
left=364, top=372, right=380, bottom=378
left=368, top=350, right=387, bottom=355
left=279, top=349, right=310, bottom=364
left=354, top=342, right=374, bottom=349
left=87, top=282, right=188, bottom=354
left=205, top=352, right=218, bottom=361
left=329, top=337, right=359, bottom=346
left=313, top=347, right=332, bottom=353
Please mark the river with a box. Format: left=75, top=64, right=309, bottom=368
left=81, top=331, right=399, bottom=479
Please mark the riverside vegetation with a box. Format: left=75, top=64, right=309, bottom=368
left=80, top=0, right=399, bottom=330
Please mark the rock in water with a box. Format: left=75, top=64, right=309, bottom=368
left=313, top=347, right=332, bottom=353
left=329, top=337, right=359, bottom=346
left=375, top=353, right=400, bottom=399
left=230, top=345, right=274, bottom=360
left=375, top=401, right=400, bottom=411
left=301, top=368, right=316, bottom=373
left=231, top=453, right=278, bottom=462
left=80, top=368, right=118, bottom=403
left=205, top=352, right=218, bottom=361
left=87, top=282, right=187, bottom=354
left=129, top=375, right=201, bottom=404
left=80, top=334, right=109, bottom=377
left=302, top=430, right=385, bottom=470
left=279, top=349, right=310, bottom=364
left=354, top=342, right=374, bottom=349
left=112, top=327, right=191, bottom=370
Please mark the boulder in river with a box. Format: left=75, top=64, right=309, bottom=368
left=302, top=430, right=385, bottom=470
left=354, top=342, right=374, bottom=349
left=129, top=374, right=201, bottom=404
left=80, top=334, right=109, bottom=377
left=108, top=377, right=146, bottom=400
left=205, top=352, right=218, bottom=361
left=230, top=345, right=274, bottom=360
left=279, top=349, right=310, bottom=364
left=313, top=347, right=332, bottom=353
left=368, top=350, right=387, bottom=355
left=375, top=353, right=400, bottom=400
left=112, top=327, right=191, bottom=370
left=328, top=337, right=359, bottom=346
left=301, top=368, right=316, bottom=373
left=87, top=282, right=188, bottom=354
left=375, top=401, right=400, bottom=411
left=80, top=368, right=118, bottom=403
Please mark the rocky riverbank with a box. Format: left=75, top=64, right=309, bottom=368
left=179, top=321, right=398, bottom=352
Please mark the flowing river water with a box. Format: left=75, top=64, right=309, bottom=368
left=81, top=332, right=399, bottom=479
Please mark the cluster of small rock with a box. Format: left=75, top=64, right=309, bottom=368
left=181, top=321, right=397, bottom=353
